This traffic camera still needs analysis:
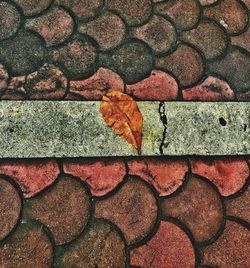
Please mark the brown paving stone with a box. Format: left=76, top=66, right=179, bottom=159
left=106, top=0, right=152, bottom=26
left=14, top=0, right=51, bottom=16
left=63, top=159, right=126, bottom=196
left=199, top=0, right=219, bottom=5
left=183, top=76, right=236, bottom=101
left=26, top=175, right=90, bottom=245
left=232, top=28, right=250, bottom=52
left=0, top=30, right=46, bottom=76
left=155, top=0, right=201, bottom=30
left=127, top=158, right=188, bottom=196
left=190, top=159, right=249, bottom=196
left=56, top=0, right=104, bottom=20
left=204, top=0, right=249, bottom=35
left=69, top=67, right=124, bottom=100
left=99, top=40, right=153, bottom=84
left=79, top=11, right=126, bottom=51
left=208, top=46, right=250, bottom=94
left=162, top=175, right=223, bottom=243
left=201, top=220, right=250, bottom=267
left=1, top=76, right=26, bottom=100
left=130, top=220, right=196, bottom=268
left=0, top=1, right=20, bottom=40
left=225, top=185, right=250, bottom=223
left=0, top=221, right=54, bottom=268
left=242, top=0, right=250, bottom=8
left=156, top=43, right=204, bottom=87
left=52, top=36, right=97, bottom=80
left=0, top=63, right=8, bottom=93
left=26, top=64, right=68, bottom=99
left=126, top=70, right=178, bottom=100
left=25, top=6, right=74, bottom=47
left=0, top=177, right=22, bottom=241
left=95, top=176, right=158, bottom=245
left=131, top=15, right=177, bottom=55
left=56, top=219, right=127, bottom=268
left=181, top=19, right=228, bottom=60
left=0, top=160, right=60, bottom=198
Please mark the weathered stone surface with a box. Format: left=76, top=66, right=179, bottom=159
left=0, top=102, right=248, bottom=157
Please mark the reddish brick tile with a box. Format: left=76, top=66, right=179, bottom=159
left=130, top=220, right=196, bottom=268
left=26, top=64, right=68, bottom=99
left=79, top=11, right=126, bottom=51
left=0, top=1, right=20, bottom=40
left=156, top=43, right=204, bottom=87
left=181, top=19, right=228, bottom=60
left=56, top=0, right=103, bottom=20
left=25, top=175, right=90, bottom=245
left=162, top=175, right=223, bottom=243
left=52, top=36, right=97, bottom=80
left=127, top=158, right=188, bottom=196
left=126, top=70, right=178, bottom=100
left=155, top=0, right=201, bottom=30
left=69, top=67, right=124, bottom=100
left=201, top=220, right=250, bottom=267
left=56, top=219, right=127, bottom=268
left=106, top=0, right=152, bottom=26
left=204, top=0, right=249, bottom=35
left=14, top=0, right=51, bottom=16
left=1, top=76, right=26, bottom=100
left=131, top=15, right=177, bottom=55
left=225, top=185, right=250, bottom=223
left=0, top=160, right=60, bottom=198
left=25, top=6, right=74, bottom=47
left=63, top=159, right=126, bottom=196
left=0, top=176, right=22, bottom=241
left=190, top=159, right=249, bottom=196
left=199, top=0, right=219, bottom=5
left=95, top=176, right=158, bottom=245
left=0, top=63, right=8, bottom=93
left=0, top=221, right=54, bottom=268
left=183, top=76, right=236, bottom=101
left=232, top=28, right=250, bottom=52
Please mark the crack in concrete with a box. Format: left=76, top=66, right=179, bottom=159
left=158, top=102, right=168, bottom=155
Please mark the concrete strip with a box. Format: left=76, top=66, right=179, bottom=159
left=0, top=101, right=248, bottom=157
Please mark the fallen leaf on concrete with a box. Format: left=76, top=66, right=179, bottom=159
left=100, top=91, right=143, bottom=153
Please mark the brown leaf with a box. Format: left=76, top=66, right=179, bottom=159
left=100, top=91, right=143, bottom=153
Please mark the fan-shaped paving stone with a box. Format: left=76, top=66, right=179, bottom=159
left=79, top=11, right=126, bottom=50
left=232, top=28, right=250, bottom=52
left=63, top=159, right=126, bottom=196
left=127, top=158, right=188, bottom=196
left=1, top=76, right=26, bottom=100
left=183, top=76, right=236, bottom=101
left=204, top=0, right=249, bottom=35
left=0, top=1, right=20, bottom=40
left=181, top=19, right=228, bottom=60
left=56, top=219, right=126, bottom=268
left=162, top=175, right=223, bottom=243
left=155, top=0, right=201, bottom=30
left=0, top=160, right=60, bottom=198
left=14, top=0, right=51, bottom=16
left=25, top=6, right=74, bottom=47
left=0, top=177, right=22, bottom=241
left=126, top=70, right=178, bottom=100
left=201, top=220, right=250, bottom=267
left=225, top=186, right=250, bottom=223
left=0, top=63, right=8, bottom=93
left=106, top=0, right=152, bottom=26
left=56, top=0, right=104, bottom=20
left=95, top=176, right=158, bottom=245
left=25, top=175, right=90, bottom=245
left=131, top=15, right=177, bottom=55
left=190, top=159, right=249, bottom=196
left=69, top=67, right=124, bottom=100
left=130, top=220, right=196, bottom=268
left=0, top=221, right=54, bottom=268
left=156, top=43, right=204, bottom=87
left=52, top=36, right=97, bottom=80
left=208, top=46, right=250, bottom=94
left=99, top=40, right=153, bottom=84
left=26, top=64, right=68, bottom=99
left=0, top=30, right=46, bottom=76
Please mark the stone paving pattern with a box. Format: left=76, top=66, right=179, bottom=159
left=0, top=157, right=249, bottom=267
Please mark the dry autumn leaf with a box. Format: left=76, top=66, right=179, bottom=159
left=100, top=91, right=143, bottom=153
